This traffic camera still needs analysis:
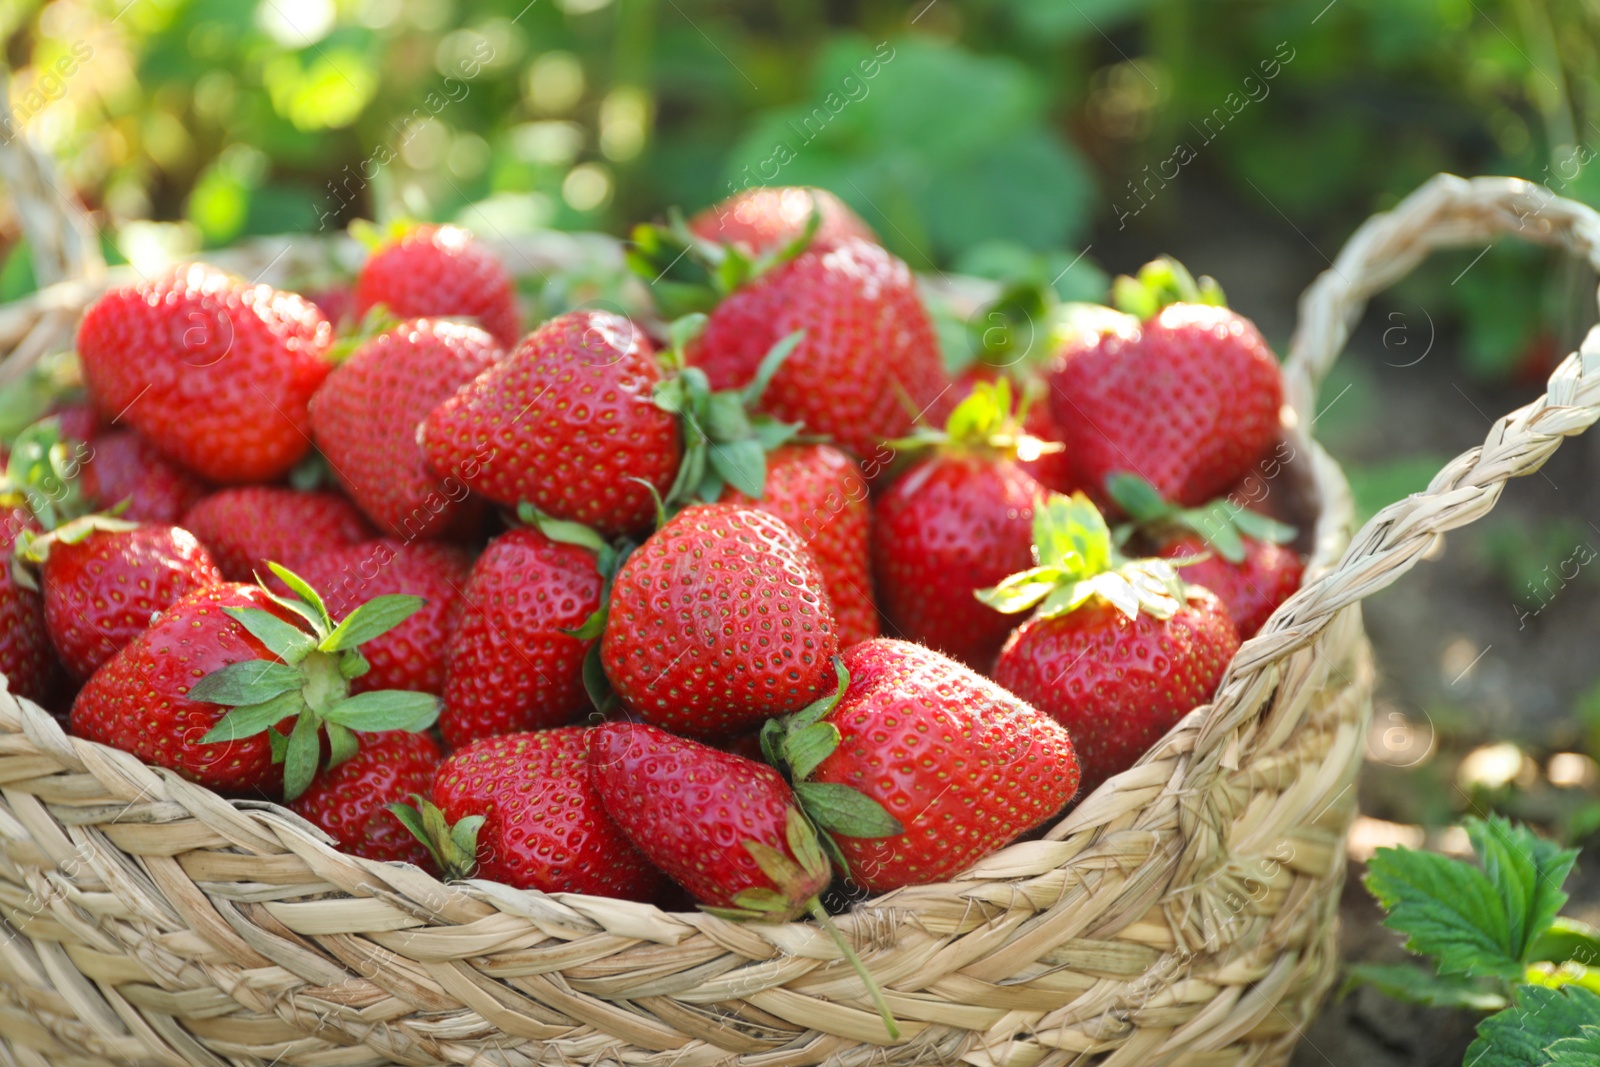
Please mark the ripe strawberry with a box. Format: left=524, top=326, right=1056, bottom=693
left=291, top=730, right=440, bottom=866
left=948, top=367, right=1076, bottom=493
left=354, top=223, right=519, bottom=346
left=80, top=431, right=209, bottom=524
left=293, top=538, right=471, bottom=695
left=983, top=493, right=1240, bottom=795
left=1047, top=259, right=1283, bottom=508
left=304, top=284, right=355, bottom=330
left=687, top=238, right=948, bottom=460
left=47, top=403, right=102, bottom=444
left=689, top=187, right=876, bottom=256
left=720, top=444, right=878, bottom=647
left=1157, top=534, right=1303, bottom=638
left=311, top=319, right=504, bottom=540
left=872, top=382, right=1045, bottom=670
left=419, top=310, right=679, bottom=538
left=76, top=263, right=333, bottom=483
left=71, top=572, right=440, bottom=798
left=24, top=518, right=224, bottom=679
left=0, top=504, right=61, bottom=704
left=768, top=639, right=1079, bottom=893
left=601, top=503, right=837, bottom=737
left=182, top=487, right=375, bottom=582
left=398, top=728, right=663, bottom=899
left=438, top=527, right=600, bottom=748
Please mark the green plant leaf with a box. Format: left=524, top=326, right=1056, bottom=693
left=189, top=660, right=304, bottom=707
left=1548, top=1027, right=1600, bottom=1065
left=787, top=657, right=849, bottom=733
left=1341, top=963, right=1506, bottom=1011
left=267, top=562, right=332, bottom=630
left=782, top=722, right=841, bottom=783
left=976, top=566, right=1064, bottom=615
left=1467, top=815, right=1580, bottom=964
left=320, top=594, right=425, bottom=652
left=1103, top=472, right=1171, bottom=524
left=325, top=721, right=359, bottom=768
left=1033, top=492, right=1112, bottom=576
left=199, top=688, right=304, bottom=744
left=323, top=690, right=440, bottom=732
left=794, top=781, right=903, bottom=839
left=1230, top=508, right=1297, bottom=545
left=703, top=391, right=752, bottom=443
left=224, top=607, right=316, bottom=664
left=709, top=438, right=767, bottom=500
left=516, top=504, right=608, bottom=554
left=283, top=710, right=321, bottom=801
left=743, top=330, right=805, bottom=405
left=1464, top=985, right=1600, bottom=1067
left=1364, top=844, right=1523, bottom=980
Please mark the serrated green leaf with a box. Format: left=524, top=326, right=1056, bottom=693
left=283, top=710, right=321, bottom=801
left=1548, top=1027, right=1600, bottom=1065
left=323, top=690, right=439, bottom=732
left=1341, top=963, right=1506, bottom=1012
left=325, top=721, right=359, bottom=768
left=267, top=562, right=332, bottom=630
left=1364, top=845, right=1522, bottom=979
left=224, top=607, right=316, bottom=664
left=1467, top=815, right=1580, bottom=965
left=199, top=688, right=304, bottom=744
left=709, top=439, right=767, bottom=500
left=321, top=594, right=425, bottom=652
left=1464, top=985, right=1600, bottom=1067
left=189, top=660, right=304, bottom=707
left=783, top=723, right=841, bottom=783
left=1530, top=916, right=1600, bottom=966
left=794, top=782, right=903, bottom=839
left=743, top=330, right=804, bottom=405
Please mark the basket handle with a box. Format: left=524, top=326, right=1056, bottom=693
left=1195, top=174, right=1600, bottom=755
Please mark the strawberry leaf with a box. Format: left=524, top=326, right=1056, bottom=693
left=283, top=711, right=321, bottom=801
left=1464, top=985, right=1600, bottom=1067
left=339, top=650, right=371, bottom=679
left=794, top=781, right=902, bottom=839
left=320, top=594, right=425, bottom=652
left=200, top=688, right=304, bottom=743
left=516, top=504, right=610, bottom=555
left=1230, top=507, right=1297, bottom=545
left=787, top=657, right=849, bottom=733
left=266, top=562, right=333, bottom=632
left=782, top=722, right=841, bottom=783
left=323, top=690, right=439, bottom=732
left=704, top=392, right=752, bottom=442
left=224, top=607, right=316, bottom=665
left=190, top=661, right=304, bottom=707
left=325, top=721, right=359, bottom=768
left=1341, top=963, right=1507, bottom=1012
left=582, top=642, right=618, bottom=714
left=1549, top=1028, right=1600, bottom=1066
left=1467, top=815, right=1579, bottom=964
left=1364, top=843, right=1529, bottom=980
left=1033, top=492, right=1112, bottom=576
left=1104, top=472, right=1173, bottom=525
left=976, top=566, right=1065, bottom=615
left=742, top=330, right=805, bottom=407
left=709, top=439, right=767, bottom=500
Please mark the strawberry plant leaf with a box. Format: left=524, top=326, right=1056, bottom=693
left=266, top=562, right=333, bottom=631
left=224, top=607, right=316, bottom=665
left=1198, top=517, right=1246, bottom=565
left=199, top=688, right=304, bottom=744
left=323, top=690, right=440, bottom=732
left=782, top=722, right=841, bottom=783
left=1548, top=1027, right=1600, bottom=1065
left=742, top=330, right=805, bottom=406
left=667, top=312, right=709, bottom=355
left=709, top=439, right=767, bottom=500
left=386, top=800, right=431, bottom=855
left=1466, top=815, right=1579, bottom=964
left=515, top=504, right=608, bottom=554
left=704, top=392, right=752, bottom=442
left=283, top=711, right=321, bottom=801
left=325, top=721, right=359, bottom=768
left=751, top=417, right=801, bottom=451
left=190, top=660, right=304, bottom=707
left=1103, top=472, right=1172, bottom=525
left=1464, top=985, right=1600, bottom=1067
left=1529, top=916, right=1600, bottom=965
left=794, top=781, right=903, bottom=839
left=1364, top=844, right=1523, bottom=980
left=1341, top=963, right=1507, bottom=1012
left=321, top=594, right=425, bottom=652
left=1229, top=507, right=1297, bottom=545
left=1033, top=492, right=1112, bottom=577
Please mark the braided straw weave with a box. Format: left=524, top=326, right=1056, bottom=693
left=0, top=168, right=1596, bottom=1067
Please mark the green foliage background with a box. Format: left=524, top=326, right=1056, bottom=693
left=0, top=0, right=1596, bottom=373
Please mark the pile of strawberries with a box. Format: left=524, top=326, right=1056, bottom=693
left=0, top=187, right=1303, bottom=994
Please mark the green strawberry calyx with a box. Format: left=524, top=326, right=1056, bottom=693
left=653, top=318, right=805, bottom=507
left=326, top=305, right=402, bottom=365
left=625, top=205, right=823, bottom=320
left=1, top=417, right=94, bottom=533
left=193, top=562, right=440, bottom=801
left=977, top=491, right=1191, bottom=622
left=11, top=513, right=141, bottom=591
left=1104, top=472, right=1296, bottom=565
left=388, top=793, right=485, bottom=880
left=516, top=504, right=635, bottom=716
left=889, top=377, right=1062, bottom=462
left=703, top=805, right=902, bottom=1041
left=1111, top=256, right=1226, bottom=321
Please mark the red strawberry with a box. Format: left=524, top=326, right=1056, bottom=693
left=871, top=382, right=1045, bottom=669
left=354, top=224, right=519, bottom=347
left=80, top=431, right=210, bottom=524
left=293, top=539, right=471, bottom=695
left=720, top=443, right=878, bottom=647
left=304, top=284, right=355, bottom=330
left=589, top=720, right=902, bottom=1037
left=47, top=403, right=102, bottom=444
left=0, top=504, right=61, bottom=704
left=401, top=728, right=663, bottom=899
left=291, top=730, right=440, bottom=866
left=601, top=503, right=837, bottom=737
left=26, top=518, right=224, bottom=679
left=311, top=319, right=504, bottom=540
left=948, top=367, right=1076, bottom=493
left=984, top=493, right=1240, bottom=796
left=1157, top=534, right=1302, bottom=638
left=438, top=526, right=601, bottom=748
left=689, top=187, right=876, bottom=256
left=182, top=487, right=375, bottom=582
left=76, top=263, right=333, bottom=483
left=1047, top=260, right=1283, bottom=508
left=687, top=238, right=949, bottom=459
left=419, top=311, right=679, bottom=538
left=70, top=583, right=299, bottom=792
left=771, top=638, right=1079, bottom=893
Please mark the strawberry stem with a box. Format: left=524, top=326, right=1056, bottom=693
left=806, top=897, right=900, bottom=1040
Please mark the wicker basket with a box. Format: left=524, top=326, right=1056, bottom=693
left=1, top=158, right=1598, bottom=1067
